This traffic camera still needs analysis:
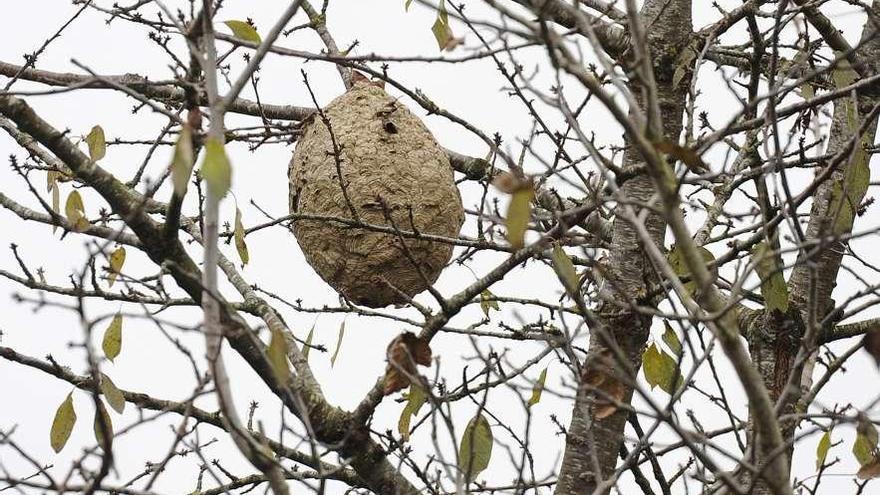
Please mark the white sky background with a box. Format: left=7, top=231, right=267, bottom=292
left=0, top=1, right=878, bottom=494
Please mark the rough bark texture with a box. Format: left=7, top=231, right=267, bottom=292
left=289, top=81, right=464, bottom=307
left=745, top=5, right=880, bottom=493
left=554, top=1, right=692, bottom=493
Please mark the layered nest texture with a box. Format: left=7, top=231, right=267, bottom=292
left=289, top=81, right=464, bottom=308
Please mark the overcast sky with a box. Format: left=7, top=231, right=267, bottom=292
left=1, top=1, right=878, bottom=494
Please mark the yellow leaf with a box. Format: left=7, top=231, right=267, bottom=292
left=551, top=243, right=578, bottom=297
left=330, top=321, right=345, bottom=367
left=234, top=207, right=249, bottom=265
left=527, top=367, right=548, bottom=407
left=107, top=246, right=126, bottom=287
left=302, top=323, right=315, bottom=362
left=93, top=401, right=113, bottom=450
left=398, top=384, right=427, bottom=442
left=50, top=392, right=77, bottom=453
left=65, top=190, right=89, bottom=232
left=752, top=242, right=789, bottom=313
left=505, top=187, right=534, bottom=249
left=642, top=343, right=683, bottom=395
left=48, top=171, right=60, bottom=233
left=662, top=320, right=682, bottom=356
left=102, top=313, right=123, bottom=362
left=267, top=328, right=291, bottom=384
left=479, top=289, right=499, bottom=317
left=171, top=125, right=194, bottom=197
left=100, top=372, right=126, bottom=414
left=201, top=138, right=232, bottom=198
left=224, top=20, right=262, bottom=44
left=84, top=125, right=106, bottom=161
left=816, top=429, right=831, bottom=471
left=458, top=413, right=493, bottom=483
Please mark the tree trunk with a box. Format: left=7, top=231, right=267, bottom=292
left=555, top=2, right=692, bottom=493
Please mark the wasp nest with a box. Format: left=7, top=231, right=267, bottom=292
left=289, top=79, right=464, bottom=308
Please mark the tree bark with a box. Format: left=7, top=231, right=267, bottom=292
left=555, top=1, right=692, bottom=493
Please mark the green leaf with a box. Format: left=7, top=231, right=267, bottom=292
left=330, top=321, right=345, bottom=367
left=84, top=125, right=106, bottom=162
left=65, top=190, right=90, bottom=232
left=93, top=401, right=113, bottom=450
left=854, top=419, right=878, bottom=466
left=816, top=429, right=832, bottom=471
left=201, top=138, right=232, bottom=198
left=667, top=244, right=715, bottom=294
left=752, top=242, right=789, bottom=313
left=50, top=392, right=77, bottom=453
left=234, top=207, right=249, bottom=265
left=479, top=290, right=499, bottom=317
left=551, top=243, right=579, bottom=297
left=458, top=413, right=493, bottom=483
left=642, top=343, right=683, bottom=395
left=107, top=246, right=126, bottom=287
left=398, top=384, right=427, bottom=442
left=404, top=0, right=414, bottom=11
left=224, top=20, right=262, bottom=44
left=99, top=372, right=126, bottom=414
left=505, top=186, right=534, bottom=249
left=267, top=328, right=291, bottom=384
left=302, top=323, right=315, bottom=362
left=527, top=367, right=548, bottom=407
left=102, top=313, right=123, bottom=362
left=171, top=125, right=194, bottom=197
left=662, top=320, right=682, bottom=356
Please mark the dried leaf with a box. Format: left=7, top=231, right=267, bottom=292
left=383, top=332, right=432, bottom=395
left=330, top=321, right=345, bottom=367
left=593, top=377, right=625, bottom=420
left=527, top=367, right=548, bottom=407
left=267, top=328, right=291, bottom=384
left=551, top=243, right=579, bottom=297
left=102, top=313, right=123, bottom=362
left=201, top=138, right=232, bottom=198
left=654, top=138, right=707, bottom=173
left=816, top=429, right=832, bottom=471
left=50, top=392, right=77, bottom=453
left=234, top=207, right=249, bottom=265
left=84, top=125, right=106, bottom=162
left=100, top=372, right=126, bottom=414
left=224, top=20, right=262, bottom=44
left=171, top=124, right=194, bottom=197
left=107, top=246, right=126, bottom=287
left=398, top=384, right=427, bottom=442
left=752, top=242, right=789, bottom=313
left=93, top=401, right=113, bottom=450
left=862, top=330, right=880, bottom=367
left=479, top=289, right=499, bottom=317
left=65, top=190, right=89, bottom=232
left=458, top=413, right=493, bottom=483
left=858, top=456, right=880, bottom=479
left=505, top=186, right=534, bottom=249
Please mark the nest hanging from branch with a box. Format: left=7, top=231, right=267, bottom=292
left=289, top=78, right=464, bottom=308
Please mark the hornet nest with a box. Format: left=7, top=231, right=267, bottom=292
left=289, top=75, right=464, bottom=308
